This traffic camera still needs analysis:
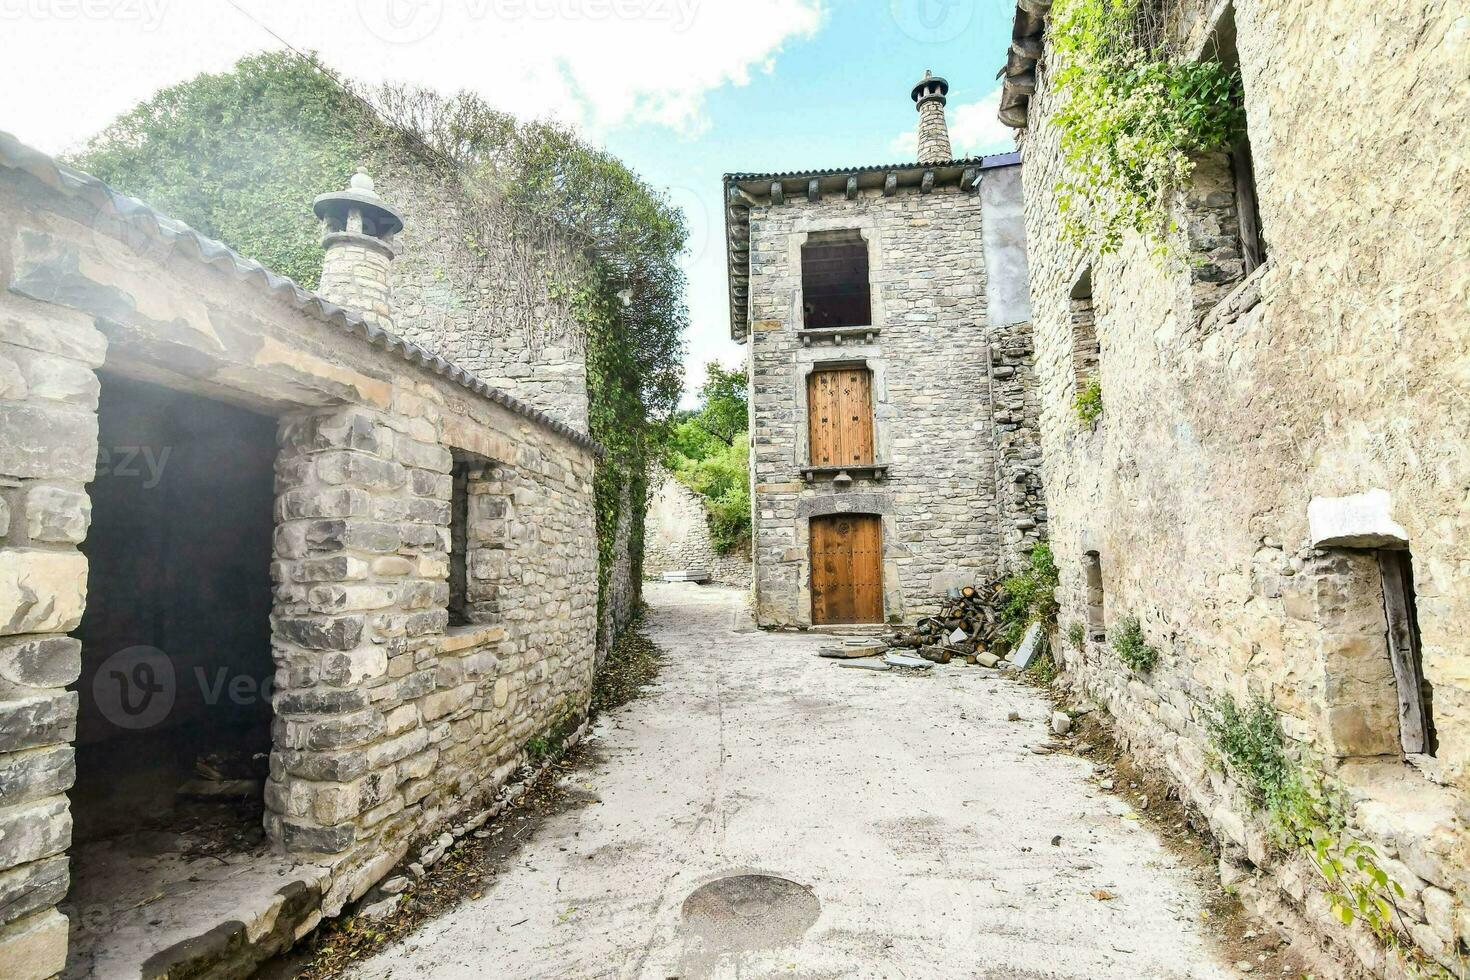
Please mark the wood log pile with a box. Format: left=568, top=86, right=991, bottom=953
left=886, top=581, right=1010, bottom=666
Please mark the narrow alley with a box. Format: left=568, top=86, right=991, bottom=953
left=350, top=584, right=1245, bottom=979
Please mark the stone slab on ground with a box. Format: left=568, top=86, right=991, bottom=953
left=347, top=583, right=1242, bottom=979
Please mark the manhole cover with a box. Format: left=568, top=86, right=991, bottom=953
left=681, top=874, right=820, bottom=952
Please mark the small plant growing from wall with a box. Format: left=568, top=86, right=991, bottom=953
left=1067, top=621, right=1086, bottom=651
left=1111, top=615, right=1158, bottom=671
left=1074, top=378, right=1104, bottom=426
left=999, top=542, right=1061, bottom=649
left=1206, top=696, right=1452, bottom=976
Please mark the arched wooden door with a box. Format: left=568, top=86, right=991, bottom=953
left=810, top=513, right=883, bottom=625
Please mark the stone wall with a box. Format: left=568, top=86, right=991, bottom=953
left=0, top=142, right=598, bottom=978
left=741, top=162, right=1041, bottom=627
left=1013, top=0, right=1470, bottom=972
left=643, top=467, right=751, bottom=588
left=371, top=157, right=589, bottom=433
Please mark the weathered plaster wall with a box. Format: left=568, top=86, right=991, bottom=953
left=1017, top=0, right=1470, bottom=971
left=0, top=152, right=598, bottom=977
left=745, top=166, right=1041, bottom=627
left=643, top=467, right=750, bottom=587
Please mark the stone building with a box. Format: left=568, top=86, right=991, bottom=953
left=724, top=73, right=1044, bottom=628
left=0, top=132, right=599, bottom=978
left=998, top=0, right=1469, bottom=973
left=642, top=466, right=751, bottom=588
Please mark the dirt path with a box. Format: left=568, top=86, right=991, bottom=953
left=344, top=582, right=1250, bottom=979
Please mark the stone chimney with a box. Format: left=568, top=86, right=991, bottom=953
left=911, top=70, right=953, bottom=164
left=313, top=170, right=404, bottom=331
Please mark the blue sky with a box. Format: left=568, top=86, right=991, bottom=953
left=0, top=0, right=1019, bottom=405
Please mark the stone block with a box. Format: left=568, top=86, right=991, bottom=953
left=279, top=818, right=355, bottom=854
left=0, top=854, right=67, bottom=927
left=314, top=452, right=407, bottom=491
left=0, top=692, right=77, bottom=752
left=0, top=306, right=107, bottom=367
left=6, top=349, right=98, bottom=408
left=21, top=486, right=89, bottom=544
left=0, top=550, right=87, bottom=636
left=421, top=683, right=475, bottom=722
left=275, top=615, right=365, bottom=651
left=305, top=520, right=402, bottom=555
left=0, top=796, right=70, bottom=870
left=0, top=746, right=74, bottom=807
left=0, top=636, right=80, bottom=692
left=0, top=908, right=68, bottom=980
left=316, top=647, right=388, bottom=686
left=0, top=403, right=97, bottom=482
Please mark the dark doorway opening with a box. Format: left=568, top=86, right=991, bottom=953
left=65, top=374, right=278, bottom=967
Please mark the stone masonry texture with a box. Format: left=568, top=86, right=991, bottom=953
left=1012, top=0, right=1470, bottom=973
left=0, top=142, right=598, bottom=978
left=741, top=164, right=1044, bottom=627
left=643, top=467, right=751, bottom=588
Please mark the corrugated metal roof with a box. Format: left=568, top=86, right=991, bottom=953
left=725, top=151, right=1020, bottom=182
left=0, top=130, right=600, bottom=455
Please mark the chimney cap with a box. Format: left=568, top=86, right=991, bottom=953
left=911, top=69, right=950, bottom=105
left=314, top=168, right=404, bottom=237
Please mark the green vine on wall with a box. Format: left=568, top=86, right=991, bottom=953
left=1050, top=0, right=1246, bottom=253
left=1208, top=697, right=1458, bottom=978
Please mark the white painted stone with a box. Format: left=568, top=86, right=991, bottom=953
left=1307, top=489, right=1409, bottom=549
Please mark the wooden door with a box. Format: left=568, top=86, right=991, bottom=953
left=807, top=368, right=874, bottom=468
left=810, top=514, right=883, bottom=625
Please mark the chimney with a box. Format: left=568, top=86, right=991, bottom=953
left=313, top=170, right=404, bottom=331
left=911, top=70, right=953, bottom=164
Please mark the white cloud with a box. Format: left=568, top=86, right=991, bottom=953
left=0, top=0, right=826, bottom=154
left=888, top=86, right=1015, bottom=160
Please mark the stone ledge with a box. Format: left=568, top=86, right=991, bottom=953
left=440, top=623, right=508, bottom=654
left=797, top=326, right=880, bottom=346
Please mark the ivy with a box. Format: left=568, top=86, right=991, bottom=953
left=1206, top=697, right=1455, bottom=976
left=1050, top=0, right=1246, bottom=253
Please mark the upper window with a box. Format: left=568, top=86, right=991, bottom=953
left=801, top=230, right=871, bottom=329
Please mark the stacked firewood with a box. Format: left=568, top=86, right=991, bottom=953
left=886, top=581, right=1008, bottom=665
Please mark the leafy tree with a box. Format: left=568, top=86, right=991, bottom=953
left=691, top=362, right=747, bottom=445
left=663, top=363, right=750, bottom=555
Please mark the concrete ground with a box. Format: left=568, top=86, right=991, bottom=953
left=349, top=583, right=1243, bottom=980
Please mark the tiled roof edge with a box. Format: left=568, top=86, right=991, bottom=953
left=0, top=130, right=602, bottom=457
